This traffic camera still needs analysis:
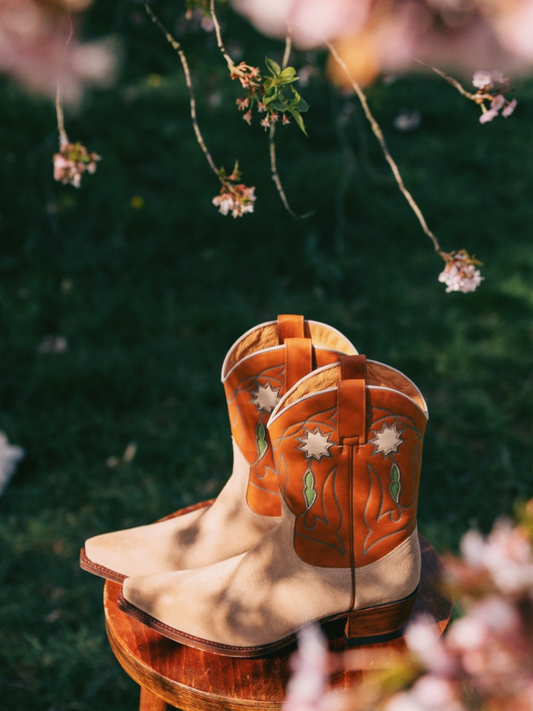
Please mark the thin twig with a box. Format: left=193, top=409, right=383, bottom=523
left=282, top=35, right=292, bottom=70
left=269, top=124, right=302, bottom=219
left=268, top=35, right=312, bottom=219
left=210, top=0, right=235, bottom=71
left=55, top=4, right=75, bottom=146
left=55, top=85, right=68, bottom=147
left=145, top=1, right=219, bottom=178
left=327, top=42, right=444, bottom=256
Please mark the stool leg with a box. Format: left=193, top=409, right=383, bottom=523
left=139, top=686, right=174, bottom=711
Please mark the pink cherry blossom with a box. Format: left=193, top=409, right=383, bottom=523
left=502, top=98, right=517, bottom=117
left=212, top=184, right=256, bottom=218
left=479, top=108, right=499, bottom=124
left=438, top=252, right=483, bottom=293
left=472, top=70, right=494, bottom=90
left=491, top=94, right=506, bottom=111
left=236, top=96, right=250, bottom=110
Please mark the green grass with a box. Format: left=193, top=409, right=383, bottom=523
left=1, top=2, right=533, bottom=709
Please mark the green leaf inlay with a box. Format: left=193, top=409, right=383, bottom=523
left=304, top=470, right=316, bottom=509
left=390, top=463, right=401, bottom=503
left=256, top=421, right=268, bottom=457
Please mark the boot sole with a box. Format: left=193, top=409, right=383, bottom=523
left=116, top=587, right=418, bottom=658
left=79, top=499, right=215, bottom=583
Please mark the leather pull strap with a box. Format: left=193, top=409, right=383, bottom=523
left=337, top=355, right=367, bottom=445
left=278, top=314, right=305, bottom=343
left=285, top=338, right=313, bottom=391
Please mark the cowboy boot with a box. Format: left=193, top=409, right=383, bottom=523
left=80, top=315, right=357, bottom=582
left=117, top=354, right=428, bottom=656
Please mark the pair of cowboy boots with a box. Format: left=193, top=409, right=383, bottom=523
left=81, top=315, right=428, bottom=657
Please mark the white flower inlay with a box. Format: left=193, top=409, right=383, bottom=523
left=250, top=383, right=281, bottom=413
left=370, top=422, right=403, bottom=457
left=296, top=427, right=334, bottom=461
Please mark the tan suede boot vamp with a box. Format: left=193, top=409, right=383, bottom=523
left=120, top=507, right=420, bottom=651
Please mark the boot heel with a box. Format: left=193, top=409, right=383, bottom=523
left=343, top=588, right=418, bottom=646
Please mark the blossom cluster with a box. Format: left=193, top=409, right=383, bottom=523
left=231, top=61, right=266, bottom=126
left=438, top=251, right=483, bottom=294
left=472, top=70, right=517, bottom=124
left=212, top=183, right=256, bottom=218
left=232, top=58, right=309, bottom=132
left=53, top=141, right=101, bottom=188
left=283, top=503, right=533, bottom=711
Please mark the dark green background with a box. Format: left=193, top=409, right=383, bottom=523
left=1, top=2, right=532, bottom=709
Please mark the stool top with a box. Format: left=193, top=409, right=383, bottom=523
left=104, top=517, right=451, bottom=711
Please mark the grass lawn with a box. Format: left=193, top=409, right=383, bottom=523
left=1, top=2, right=532, bottom=710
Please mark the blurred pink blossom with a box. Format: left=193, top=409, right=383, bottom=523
left=490, top=94, right=506, bottom=111
left=38, top=335, right=68, bottom=353
left=393, top=109, right=422, bottom=132
left=447, top=597, right=527, bottom=689
left=284, top=625, right=330, bottom=711
left=479, top=108, right=498, bottom=124
left=502, top=98, right=517, bottom=117
left=231, top=0, right=370, bottom=48
left=385, top=675, right=465, bottom=711
left=404, top=615, right=458, bottom=677
left=472, top=69, right=495, bottom=90
left=0, top=0, right=116, bottom=105
left=0, top=432, right=25, bottom=498
left=458, top=520, right=533, bottom=596
left=232, top=0, right=533, bottom=86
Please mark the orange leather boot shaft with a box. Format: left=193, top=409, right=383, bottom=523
left=222, top=316, right=358, bottom=516
left=268, top=356, right=428, bottom=566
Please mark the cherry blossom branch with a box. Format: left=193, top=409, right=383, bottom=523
left=327, top=41, right=443, bottom=256
left=414, top=59, right=517, bottom=125
left=144, top=1, right=219, bottom=177
left=146, top=2, right=255, bottom=218
left=209, top=3, right=308, bottom=219
left=269, top=124, right=309, bottom=219
left=413, top=58, right=490, bottom=102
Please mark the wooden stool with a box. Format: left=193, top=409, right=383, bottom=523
left=103, top=511, right=452, bottom=711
